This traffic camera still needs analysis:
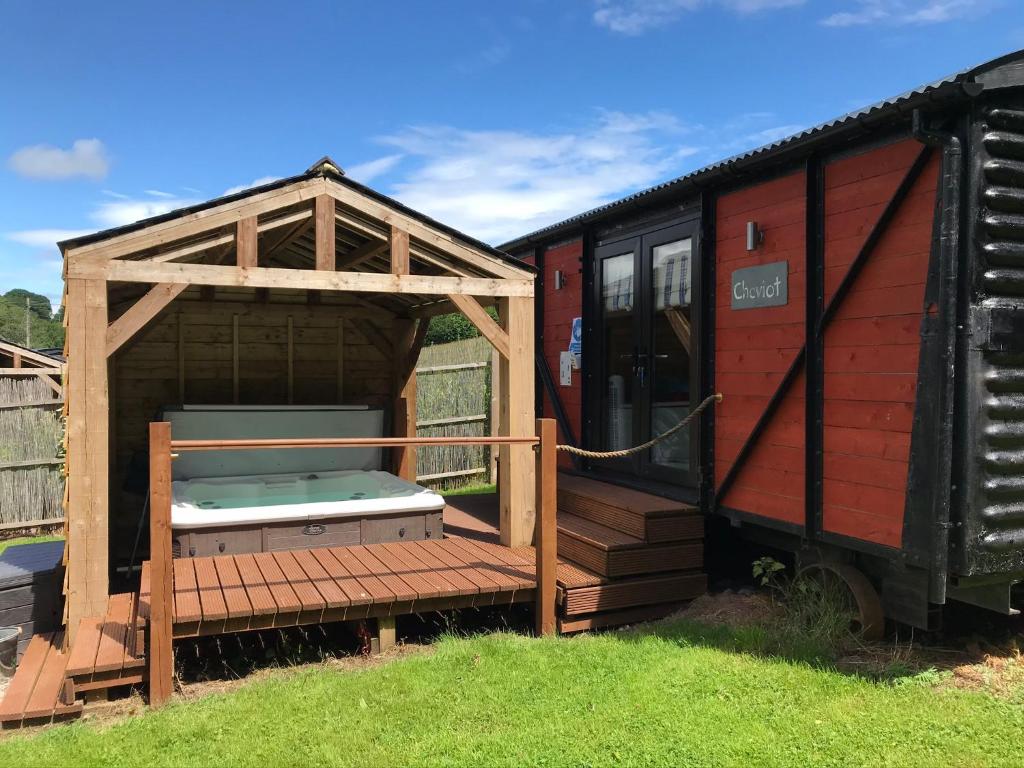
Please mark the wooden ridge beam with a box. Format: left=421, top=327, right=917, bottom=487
left=69, top=260, right=535, bottom=298
left=448, top=293, right=510, bottom=360
left=106, top=283, right=188, bottom=357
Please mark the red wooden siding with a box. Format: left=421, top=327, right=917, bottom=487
left=821, top=140, right=939, bottom=548
left=535, top=240, right=584, bottom=468
left=714, top=171, right=807, bottom=527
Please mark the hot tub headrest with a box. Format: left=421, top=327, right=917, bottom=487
left=161, top=405, right=384, bottom=480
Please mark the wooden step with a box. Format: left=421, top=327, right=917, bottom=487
left=0, top=631, right=82, bottom=728
left=558, top=601, right=686, bottom=634
left=557, top=474, right=701, bottom=542
left=66, top=592, right=147, bottom=694
left=557, top=513, right=702, bottom=577
left=560, top=572, right=707, bottom=616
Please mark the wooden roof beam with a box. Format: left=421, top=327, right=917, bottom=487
left=70, top=178, right=324, bottom=262
left=336, top=237, right=387, bottom=270
left=106, top=283, right=188, bottom=357
left=69, top=259, right=534, bottom=297
left=448, top=293, right=510, bottom=360
left=325, top=179, right=529, bottom=280
left=334, top=207, right=473, bottom=277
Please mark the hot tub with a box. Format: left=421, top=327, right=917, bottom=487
left=171, top=469, right=445, bottom=558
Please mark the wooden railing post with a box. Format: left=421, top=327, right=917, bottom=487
left=148, top=421, right=173, bottom=707
left=535, top=417, right=557, bottom=636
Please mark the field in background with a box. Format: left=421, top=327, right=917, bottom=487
left=414, top=336, right=494, bottom=491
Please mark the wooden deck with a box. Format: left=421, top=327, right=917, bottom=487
left=138, top=536, right=577, bottom=638
left=0, top=631, right=81, bottom=728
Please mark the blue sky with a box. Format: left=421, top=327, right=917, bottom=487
left=1, top=0, right=1020, bottom=307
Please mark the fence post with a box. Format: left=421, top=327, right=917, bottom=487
left=535, top=418, right=557, bottom=636
left=148, top=421, right=173, bottom=707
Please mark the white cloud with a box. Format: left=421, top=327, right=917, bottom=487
left=6, top=229, right=93, bottom=248
left=372, top=111, right=701, bottom=243
left=346, top=155, right=404, bottom=184
left=7, top=138, right=110, bottom=180
left=223, top=176, right=281, bottom=196
left=821, top=0, right=985, bottom=27
left=593, top=0, right=803, bottom=34
left=91, top=195, right=199, bottom=229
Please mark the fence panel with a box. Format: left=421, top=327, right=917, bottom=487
left=0, top=376, right=64, bottom=528
left=414, top=337, right=494, bottom=489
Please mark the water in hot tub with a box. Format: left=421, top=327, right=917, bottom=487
left=180, top=472, right=412, bottom=510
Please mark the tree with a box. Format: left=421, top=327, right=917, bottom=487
left=0, top=291, right=64, bottom=348
left=424, top=306, right=500, bottom=346
left=3, top=289, right=52, bottom=320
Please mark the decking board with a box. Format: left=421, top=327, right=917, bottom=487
left=151, top=538, right=547, bottom=637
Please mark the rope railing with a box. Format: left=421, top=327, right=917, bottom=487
left=555, top=393, right=722, bottom=460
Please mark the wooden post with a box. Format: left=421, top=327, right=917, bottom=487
left=377, top=616, right=396, bottom=652
left=498, top=296, right=536, bottom=547
left=489, top=346, right=500, bottom=485
left=232, top=314, right=239, bottom=404
left=237, top=217, right=257, bottom=269
left=391, top=319, right=420, bottom=481
left=65, top=278, right=111, bottom=642
left=315, top=195, right=336, bottom=271
left=390, top=226, right=409, bottom=275
left=148, top=421, right=173, bottom=707
left=336, top=317, right=345, bottom=403
left=535, top=418, right=557, bottom=636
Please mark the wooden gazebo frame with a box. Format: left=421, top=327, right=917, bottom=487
left=59, top=158, right=537, bottom=639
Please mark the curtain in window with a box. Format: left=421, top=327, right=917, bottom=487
left=602, top=253, right=634, bottom=313
left=653, top=238, right=691, bottom=311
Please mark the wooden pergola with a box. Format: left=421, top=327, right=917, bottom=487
left=59, top=158, right=536, bottom=639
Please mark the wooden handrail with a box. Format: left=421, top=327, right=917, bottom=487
left=170, top=435, right=540, bottom=451
left=146, top=419, right=558, bottom=706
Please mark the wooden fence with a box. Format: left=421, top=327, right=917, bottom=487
left=0, top=376, right=65, bottom=530
left=414, top=337, right=497, bottom=488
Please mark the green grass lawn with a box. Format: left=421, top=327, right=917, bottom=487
left=0, top=535, right=62, bottom=557
left=442, top=481, right=496, bottom=497
left=1, top=619, right=1021, bottom=767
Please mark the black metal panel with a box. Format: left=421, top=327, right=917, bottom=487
left=901, top=112, right=963, bottom=607
left=957, top=96, right=1024, bottom=576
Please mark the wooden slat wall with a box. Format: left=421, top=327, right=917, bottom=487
left=821, top=140, right=939, bottom=548
left=109, top=294, right=394, bottom=560
left=714, top=171, right=807, bottom=527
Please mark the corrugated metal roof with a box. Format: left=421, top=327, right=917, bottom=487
left=499, top=49, right=1024, bottom=252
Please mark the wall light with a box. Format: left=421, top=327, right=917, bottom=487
left=746, top=221, right=764, bottom=251
left=554, top=270, right=567, bottom=290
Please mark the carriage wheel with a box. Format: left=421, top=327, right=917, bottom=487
left=796, top=562, right=885, bottom=641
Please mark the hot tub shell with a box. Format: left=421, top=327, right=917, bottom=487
left=171, top=469, right=445, bottom=557
left=162, top=406, right=446, bottom=558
